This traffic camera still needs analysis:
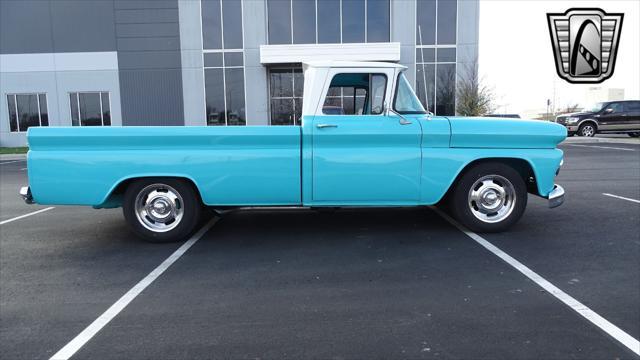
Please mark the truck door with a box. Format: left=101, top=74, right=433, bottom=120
left=311, top=70, right=422, bottom=204
left=622, top=101, right=640, bottom=131
left=598, top=102, right=625, bottom=130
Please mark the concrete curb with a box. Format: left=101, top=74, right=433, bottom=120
left=563, top=137, right=640, bottom=145
left=0, top=154, right=27, bottom=161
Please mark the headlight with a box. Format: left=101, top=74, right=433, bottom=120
left=566, top=117, right=579, bottom=124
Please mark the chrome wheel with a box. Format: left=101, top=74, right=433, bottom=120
left=134, top=184, right=184, bottom=232
left=468, top=175, right=516, bottom=224
left=581, top=125, right=595, bottom=137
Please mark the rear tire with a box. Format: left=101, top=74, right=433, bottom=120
left=448, top=163, right=527, bottom=233
left=123, top=178, right=202, bottom=243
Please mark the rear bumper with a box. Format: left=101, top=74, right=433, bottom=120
left=20, top=186, right=34, bottom=204
left=548, top=184, right=565, bottom=208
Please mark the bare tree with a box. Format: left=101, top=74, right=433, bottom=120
left=436, top=64, right=456, bottom=115
left=557, top=103, right=581, bottom=115
left=456, top=63, right=495, bottom=116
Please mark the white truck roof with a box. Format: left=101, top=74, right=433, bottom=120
left=303, top=61, right=407, bottom=70
left=301, top=61, right=407, bottom=117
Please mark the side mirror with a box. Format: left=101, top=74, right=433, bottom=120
left=604, top=108, right=613, bottom=114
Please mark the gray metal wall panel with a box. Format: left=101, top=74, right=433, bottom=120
left=116, top=37, right=180, bottom=52
left=243, top=0, right=270, bottom=125
left=456, top=0, right=480, bottom=85
left=115, top=8, right=179, bottom=24
left=117, top=51, right=182, bottom=70
left=391, top=0, right=417, bottom=85
left=115, top=23, right=181, bottom=38
left=0, top=0, right=117, bottom=54
left=177, top=0, right=206, bottom=126
left=50, top=0, right=117, bottom=52
left=118, top=70, right=184, bottom=126
left=115, top=0, right=184, bottom=126
left=0, top=1, right=53, bottom=54
left=114, top=1, right=178, bottom=10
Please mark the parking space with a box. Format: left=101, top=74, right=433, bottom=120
left=0, top=159, right=52, bottom=223
left=1, top=143, right=639, bottom=359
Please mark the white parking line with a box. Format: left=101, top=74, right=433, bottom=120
left=603, top=193, right=640, bottom=204
left=49, top=217, right=219, bottom=360
left=0, top=207, right=55, bottom=225
left=432, top=207, right=640, bottom=356
left=567, top=144, right=636, bottom=151
left=0, top=160, right=25, bottom=165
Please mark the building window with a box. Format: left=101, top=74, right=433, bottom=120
left=6, top=94, right=49, bottom=132
left=201, top=0, right=246, bottom=126
left=415, top=0, right=457, bottom=116
left=267, top=0, right=390, bottom=45
left=416, top=0, right=457, bottom=46
left=203, top=53, right=246, bottom=126
left=416, top=48, right=456, bottom=115
left=202, top=0, right=243, bottom=50
left=269, top=68, right=303, bottom=125
left=69, top=92, right=111, bottom=126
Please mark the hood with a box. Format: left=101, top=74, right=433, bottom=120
left=448, top=117, right=567, bottom=149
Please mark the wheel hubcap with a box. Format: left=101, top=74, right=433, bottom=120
left=468, top=175, right=516, bottom=223
left=582, top=126, right=594, bottom=136
left=135, top=184, right=184, bottom=232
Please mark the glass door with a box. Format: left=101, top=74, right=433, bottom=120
left=269, top=67, right=303, bottom=125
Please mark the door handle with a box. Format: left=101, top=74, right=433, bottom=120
left=316, top=124, right=338, bottom=128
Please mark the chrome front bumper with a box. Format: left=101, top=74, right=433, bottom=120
left=548, top=184, right=565, bottom=208
left=20, top=186, right=34, bottom=204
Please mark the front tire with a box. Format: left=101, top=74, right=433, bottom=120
left=578, top=123, right=596, bottom=137
left=448, top=163, right=527, bottom=232
left=123, top=178, right=202, bottom=243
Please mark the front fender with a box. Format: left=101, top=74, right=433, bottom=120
left=577, top=118, right=599, bottom=128
left=419, top=148, right=563, bottom=204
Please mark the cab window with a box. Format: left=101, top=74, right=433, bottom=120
left=604, top=103, right=623, bottom=113
left=322, top=73, right=387, bottom=115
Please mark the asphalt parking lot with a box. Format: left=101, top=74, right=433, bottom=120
left=1, top=140, right=639, bottom=359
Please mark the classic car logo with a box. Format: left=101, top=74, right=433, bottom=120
left=547, top=8, right=623, bottom=84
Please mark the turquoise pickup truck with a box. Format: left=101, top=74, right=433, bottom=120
left=21, top=61, right=566, bottom=242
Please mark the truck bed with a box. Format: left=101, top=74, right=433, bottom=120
left=27, top=126, right=302, bottom=207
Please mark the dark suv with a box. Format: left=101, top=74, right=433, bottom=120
left=555, top=100, right=640, bottom=137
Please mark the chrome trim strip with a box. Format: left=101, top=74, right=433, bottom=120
left=548, top=184, right=565, bottom=208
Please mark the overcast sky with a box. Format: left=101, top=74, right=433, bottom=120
left=478, top=0, right=640, bottom=114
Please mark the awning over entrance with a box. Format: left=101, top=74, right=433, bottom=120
left=259, top=42, right=401, bottom=64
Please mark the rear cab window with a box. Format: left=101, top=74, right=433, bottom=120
left=623, top=101, right=640, bottom=112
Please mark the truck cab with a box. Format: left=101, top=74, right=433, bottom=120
left=301, top=61, right=439, bottom=205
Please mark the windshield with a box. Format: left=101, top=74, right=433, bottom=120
left=585, top=102, right=605, bottom=112
left=393, top=73, right=427, bottom=114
